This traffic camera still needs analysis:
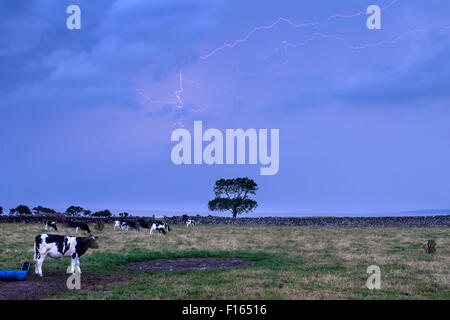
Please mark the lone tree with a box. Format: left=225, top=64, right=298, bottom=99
left=208, top=177, right=258, bottom=219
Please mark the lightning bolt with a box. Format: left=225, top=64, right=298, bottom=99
left=134, top=70, right=184, bottom=109
left=134, top=0, right=450, bottom=129
left=323, top=0, right=400, bottom=23
left=200, top=0, right=401, bottom=60
left=200, top=19, right=319, bottom=60
left=133, top=86, right=177, bottom=106
left=174, top=71, right=184, bottom=109
left=279, top=28, right=430, bottom=51
left=268, top=26, right=450, bottom=69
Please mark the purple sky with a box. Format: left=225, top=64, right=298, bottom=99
left=1, top=0, right=449, bottom=216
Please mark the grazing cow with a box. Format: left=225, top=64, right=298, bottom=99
left=137, top=219, right=150, bottom=229
left=114, top=220, right=121, bottom=230
left=186, top=219, right=196, bottom=228
left=161, top=221, right=171, bottom=232
left=34, top=234, right=99, bottom=277
left=121, top=220, right=140, bottom=232
left=149, top=221, right=170, bottom=235
left=44, top=220, right=58, bottom=231
left=67, top=221, right=91, bottom=234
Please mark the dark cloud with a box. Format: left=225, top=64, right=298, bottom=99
left=1, top=0, right=450, bottom=214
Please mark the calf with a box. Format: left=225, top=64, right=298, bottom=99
left=149, top=221, right=170, bottom=235
left=121, top=220, right=140, bottom=232
left=44, top=220, right=58, bottom=231
left=34, top=234, right=99, bottom=276
left=186, top=219, right=196, bottom=228
left=159, top=221, right=171, bottom=232
left=114, top=220, right=121, bottom=230
left=67, top=221, right=91, bottom=234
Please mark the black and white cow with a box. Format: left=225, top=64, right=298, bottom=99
left=137, top=219, right=150, bottom=230
left=34, top=234, right=99, bottom=277
left=121, top=220, right=140, bottom=232
left=149, top=221, right=170, bottom=235
left=186, top=219, right=196, bottom=228
left=44, top=220, right=58, bottom=231
left=67, top=221, right=91, bottom=234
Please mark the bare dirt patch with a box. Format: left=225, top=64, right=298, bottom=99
left=0, top=272, right=128, bottom=300
left=126, top=257, right=254, bottom=271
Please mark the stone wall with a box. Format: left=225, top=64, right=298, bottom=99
left=1, top=215, right=448, bottom=228
left=165, top=215, right=450, bottom=227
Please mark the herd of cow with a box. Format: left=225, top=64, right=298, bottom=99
left=34, top=218, right=197, bottom=277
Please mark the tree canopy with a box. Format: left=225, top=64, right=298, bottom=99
left=92, top=209, right=112, bottom=217
left=32, top=206, right=56, bottom=215
left=65, top=206, right=87, bottom=217
left=9, top=205, right=32, bottom=216
left=83, top=210, right=92, bottom=217
left=208, top=177, right=258, bottom=218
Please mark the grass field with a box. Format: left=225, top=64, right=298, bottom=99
left=0, top=223, right=448, bottom=300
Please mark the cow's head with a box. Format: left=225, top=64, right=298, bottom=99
left=86, top=236, right=99, bottom=249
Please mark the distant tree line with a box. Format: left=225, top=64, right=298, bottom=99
left=0, top=204, right=129, bottom=218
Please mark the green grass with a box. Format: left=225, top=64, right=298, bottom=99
left=0, top=223, right=448, bottom=300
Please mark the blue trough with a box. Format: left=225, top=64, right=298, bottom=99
left=0, top=262, right=31, bottom=281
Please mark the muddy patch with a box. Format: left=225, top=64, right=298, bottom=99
left=0, top=273, right=128, bottom=300
left=127, top=257, right=254, bottom=271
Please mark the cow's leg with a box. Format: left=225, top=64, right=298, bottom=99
left=76, top=227, right=79, bottom=233
left=33, top=242, right=39, bottom=274
left=70, top=255, right=77, bottom=274
left=75, top=257, right=82, bottom=274
left=36, top=254, right=46, bottom=277
left=34, top=258, right=40, bottom=275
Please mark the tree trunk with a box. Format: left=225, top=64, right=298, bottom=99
left=232, top=208, right=237, bottom=219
